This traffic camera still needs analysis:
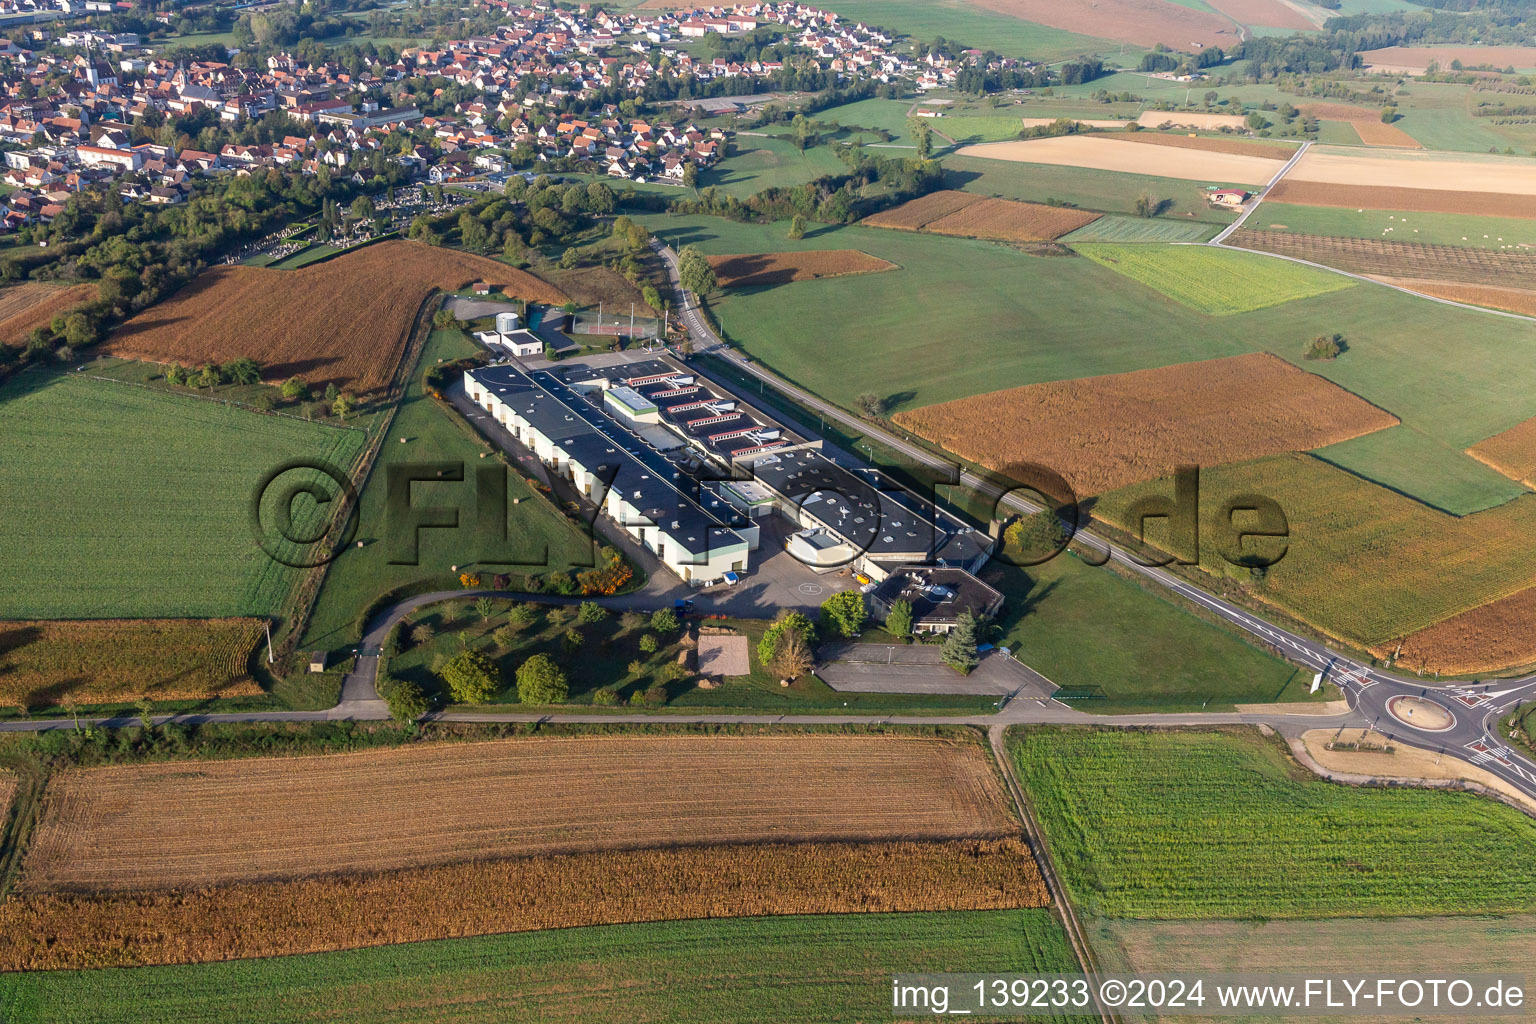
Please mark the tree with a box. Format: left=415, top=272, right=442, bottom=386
left=559, top=246, right=580, bottom=269
left=676, top=245, right=717, bottom=297
left=757, top=610, right=814, bottom=668
left=197, top=363, right=223, bottom=389
left=682, top=161, right=699, bottom=188
left=1304, top=333, right=1343, bottom=360
left=856, top=392, right=885, bottom=418
left=1133, top=192, right=1159, bottom=218
left=410, top=623, right=434, bottom=647
left=909, top=117, right=932, bottom=160
left=1380, top=106, right=1398, bottom=124
left=332, top=393, right=354, bottom=419
left=164, top=364, right=187, bottom=387
left=787, top=214, right=806, bottom=240
left=516, top=652, right=569, bottom=704
left=225, top=357, right=261, bottom=385
left=1245, top=112, right=1269, bottom=131
left=639, top=633, right=659, bottom=653
left=440, top=648, right=500, bottom=704
left=474, top=596, right=495, bottom=621
left=324, top=382, right=340, bottom=403
left=563, top=627, right=584, bottom=653
left=772, top=626, right=813, bottom=679
left=508, top=602, right=538, bottom=628
left=820, top=590, right=866, bottom=638
left=941, top=610, right=981, bottom=675
left=383, top=677, right=429, bottom=723
left=578, top=600, right=608, bottom=624
left=280, top=376, right=309, bottom=401
left=1004, top=509, right=1069, bottom=561
left=650, top=607, right=680, bottom=633
left=886, top=598, right=913, bottom=638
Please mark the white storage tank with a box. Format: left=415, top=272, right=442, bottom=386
left=495, top=310, right=520, bottom=334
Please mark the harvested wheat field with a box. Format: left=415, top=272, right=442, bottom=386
left=1359, top=45, right=1536, bottom=72
left=1289, top=145, right=1536, bottom=195
left=105, top=241, right=567, bottom=395
left=1381, top=588, right=1536, bottom=676
left=955, top=135, right=1277, bottom=184
left=1468, top=414, right=1536, bottom=486
left=1020, top=117, right=1130, bottom=130
left=893, top=353, right=1396, bottom=496
left=19, top=733, right=1013, bottom=892
left=1206, top=0, right=1317, bottom=30
left=1376, top=277, right=1536, bottom=321
left=965, top=0, right=1234, bottom=48
left=0, top=838, right=1045, bottom=970
left=0, top=282, right=95, bottom=344
left=707, top=250, right=897, bottom=288
left=1135, top=110, right=1249, bottom=131
left=863, top=190, right=987, bottom=230
left=1350, top=120, right=1423, bottom=148
left=922, top=197, right=1099, bottom=242
left=0, top=619, right=264, bottom=708
left=1111, top=133, right=1293, bottom=160
left=1266, top=179, right=1536, bottom=219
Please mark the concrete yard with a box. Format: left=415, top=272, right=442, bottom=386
left=815, top=643, right=1058, bottom=698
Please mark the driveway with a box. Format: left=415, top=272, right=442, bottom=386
left=816, top=642, right=1056, bottom=698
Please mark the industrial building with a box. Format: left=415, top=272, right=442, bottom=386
left=466, top=356, right=992, bottom=589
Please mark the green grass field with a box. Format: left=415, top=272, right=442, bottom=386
left=299, top=330, right=597, bottom=654
left=0, top=911, right=1085, bottom=1024
left=1013, top=728, right=1536, bottom=919
left=269, top=243, right=341, bottom=269
left=943, top=157, right=1241, bottom=223
left=990, top=556, right=1309, bottom=711
left=811, top=0, right=1117, bottom=60
left=1256, top=203, right=1536, bottom=249
left=1072, top=244, right=1356, bottom=315
left=1311, top=425, right=1528, bottom=516
left=1059, top=215, right=1217, bottom=243
left=0, top=372, right=365, bottom=619
left=1391, top=82, right=1536, bottom=154
left=706, top=136, right=849, bottom=197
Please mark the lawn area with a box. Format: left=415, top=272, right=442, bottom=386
left=705, top=136, right=849, bottom=197
left=942, top=157, right=1241, bottom=223
left=269, top=243, right=341, bottom=269
left=1071, top=244, right=1356, bottom=315
left=811, top=0, right=1117, bottom=60
left=1012, top=727, right=1536, bottom=919
left=1312, top=424, right=1529, bottom=516
left=987, top=556, right=1308, bottom=711
left=1256, top=203, right=1536, bottom=249
left=298, top=329, right=598, bottom=654
left=0, top=372, right=365, bottom=619
left=0, top=910, right=1083, bottom=1024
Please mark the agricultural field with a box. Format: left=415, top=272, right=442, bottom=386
left=105, top=241, right=566, bottom=396
left=808, top=0, right=1116, bottom=60
left=1287, top=144, right=1536, bottom=196
left=1231, top=229, right=1536, bottom=289
left=0, top=282, right=94, bottom=344
left=866, top=191, right=1100, bottom=243
left=1109, top=132, right=1294, bottom=160
left=18, top=733, right=1014, bottom=890
left=1094, top=453, right=1536, bottom=651
left=708, top=249, right=897, bottom=287
left=0, top=373, right=365, bottom=620
left=895, top=352, right=1396, bottom=496
left=1359, top=44, right=1536, bottom=73
left=945, top=0, right=1236, bottom=48
left=1383, top=277, right=1536, bottom=318
left=0, top=910, right=1083, bottom=1023
left=1072, top=244, right=1355, bottom=315
left=1385, top=80, right=1536, bottom=154
left=1297, top=103, right=1422, bottom=148
left=298, top=329, right=596, bottom=655
left=2, top=839, right=1044, bottom=969
left=1058, top=215, right=1216, bottom=243
left=986, top=557, right=1310, bottom=712
left=0, top=619, right=264, bottom=711
left=1254, top=202, right=1536, bottom=248
left=703, top=135, right=848, bottom=198
left=541, top=262, right=658, bottom=315
left=955, top=135, right=1279, bottom=185
left=1392, top=586, right=1536, bottom=675
left=943, top=156, right=1241, bottom=223
left=1312, top=425, right=1528, bottom=516
left=1469, top=415, right=1536, bottom=486
left=1265, top=179, right=1536, bottom=220
left=1012, top=727, right=1536, bottom=919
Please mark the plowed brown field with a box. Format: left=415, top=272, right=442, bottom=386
left=0, top=282, right=95, bottom=344
left=1111, top=133, right=1293, bottom=160
left=923, top=197, right=1099, bottom=241
left=0, top=838, right=1045, bottom=970
left=1351, top=120, right=1424, bottom=148
left=863, top=190, right=986, bottom=230
left=1375, top=277, right=1536, bottom=320
left=965, top=0, right=1236, bottom=48
left=0, top=619, right=263, bottom=708
left=1359, top=45, right=1536, bottom=72
left=19, top=733, right=1014, bottom=891
left=1230, top=230, right=1536, bottom=289
left=1468, top=415, right=1536, bottom=486
left=1265, top=180, right=1536, bottom=219
left=894, top=353, right=1396, bottom=496
left=708, top=250, right=897, bottom=287
left=1385, top=587, right=1536, bottom=674
left=105, top=241, right=567, bottom=394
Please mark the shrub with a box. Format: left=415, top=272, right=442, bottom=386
left=516, top=653, right=569, bottom=704
left=410, top=623, right=434, bottom=647
left=638, top=633, right=658, bottom=654
left=650, top=608, right=680, bottom=634
left=641, top=682, right=669, bottom=706
left=563, top=627, right=584, bottom=652
left=591, top=687, right=618, bottom=706
left=1303, top=333, right=1343, bottom=360
left=439, top=649, right=501, bottom=704
left=620, top=610, right=645, bottom=631
left=577, top=601, right=608, bottom=624
left=491, top=624, right=520, bottom=649
left=382, top=677, right=429, bottom=723
left=507, top=602, right=538, bottom=627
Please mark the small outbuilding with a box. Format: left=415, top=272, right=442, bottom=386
left=307, top=651, right=327, bottom=673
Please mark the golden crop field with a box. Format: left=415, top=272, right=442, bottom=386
left=0, top=619, right=264, bottom=708
left=921, top=197, right=1099, bottom=242
left=956, top=136, right=1278, bottom=184
left=19, top=734, right=1014, bottom=891
left=1378, top=278, right=1536, bottom=320
left=1389, top=586, right=1536, bottom=674
left=894, top=353, right=1397, bottom=496
left=0, top=282, right=95, bottom=345
left=707, top=250, right=897, bottom=287
left=1111, top=133, right=1293, bottom=160
left=1095, top=453, right=1536, bottom=648
left=0, top=838, right=1045, bottom=970
left=105, top=241, right=567, bottom=395
left=1266, top=179, right=1536, bottom=219
left=862, top=190, right=985, bottom=230
left=1288, top=145, right=1536, bottom=196
left=1468, top=415, right=1536, bottom=486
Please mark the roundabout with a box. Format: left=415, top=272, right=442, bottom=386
left=1386, top=695, right=1457, bottom=733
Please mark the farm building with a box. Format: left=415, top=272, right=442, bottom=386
left=867, top=567, right=1004, bottom=633
left=1209, top=189, right=1249, bottom=209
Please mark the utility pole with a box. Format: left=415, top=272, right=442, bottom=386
left=264, top=621, right=274, bottom=664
